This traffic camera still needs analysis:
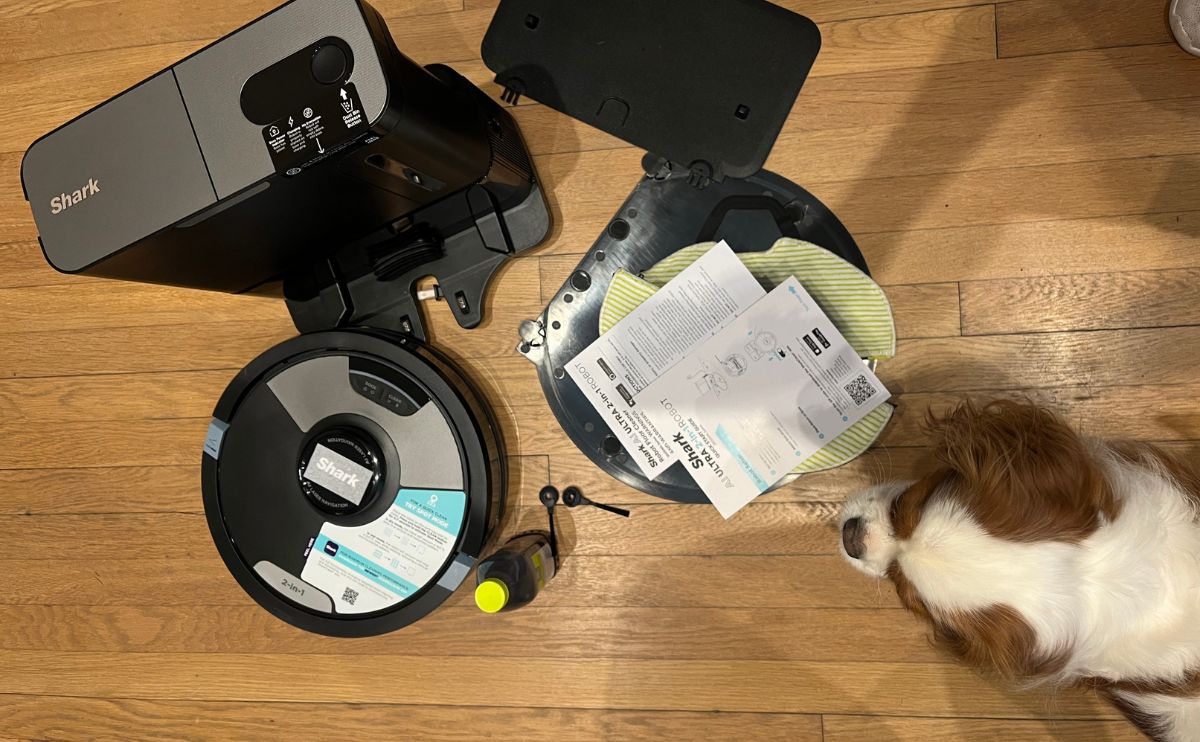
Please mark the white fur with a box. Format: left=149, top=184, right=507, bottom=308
left=840, top=446, right=1200, bottom=737
left=1114, top=692, right=1200, bottom=742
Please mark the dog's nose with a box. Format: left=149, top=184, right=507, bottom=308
left=842, top=517, right=867, bottom=560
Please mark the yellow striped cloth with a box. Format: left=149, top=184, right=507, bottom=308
left=641, top=239, right=896, bottom=360
left=598, top=238, right=895, bottom=474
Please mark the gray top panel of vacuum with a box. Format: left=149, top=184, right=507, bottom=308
left=267, top=355, right=466, bottom=491
left=174, top=0, right=387, bottom=198
left=21, top=72, right=218, bottom=273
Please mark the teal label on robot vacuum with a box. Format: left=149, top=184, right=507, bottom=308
left=301, top=489, right=467, bottom=615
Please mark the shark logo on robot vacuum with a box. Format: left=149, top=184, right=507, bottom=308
left=49, top=178, right=100, bottom=215
left=315, top=456, right=361, bottom=488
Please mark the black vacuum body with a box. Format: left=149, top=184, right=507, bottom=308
left=22, top=0, right=549, bottom=341
left=22, top=0, right=551, bottom=636
left=203, top=331, right=504, bottom=637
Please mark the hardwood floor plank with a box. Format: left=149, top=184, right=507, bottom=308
left=814, top=6, right=996, bottom=77
left=811, top=154, right=1200, bottom=238
left=0, top=466, right=199, bottom=515
left=884, top=386, right=1200, bottom=446
left=0, top=283, right=288, bottom=333
left=0, top=605, right=937, bottom=663
left=0, top=242, right=71, bottom=289
left=1, top=556, right=895, bottom=609
left=882, top=327, right=1200, bottom=394
left=0, top=371, right=245, bottom=422
left=0, top=319, right=291, bottom=378
left=0, top=502, right=842, bottom=561
left=0, top=319, right=501, bottom=383
left=824, top=715, right=1143, bottom=741
left=0, top=0, right=462, bottom=65
left=0, top=694, right=822, bottom=742
left=997, top=0, right=1174, bottom=58
left=857, top=211, right=1200, bottom=287
left=961, top=268, right=1200, bottom=336
left=0, top=651, right=1115, bottom=718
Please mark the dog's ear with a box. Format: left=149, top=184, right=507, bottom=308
left=924, top=400, right=1117, bottom=542
left=932, top=605, right=1067, bottom=680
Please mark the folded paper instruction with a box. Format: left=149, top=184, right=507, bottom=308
left=567, top=242, right=891, bottom=517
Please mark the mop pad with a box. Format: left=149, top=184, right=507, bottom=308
left=599, top=238, right=895, bottom=474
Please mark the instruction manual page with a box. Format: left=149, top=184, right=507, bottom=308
left=566, top=242, right=765, bottom=479
left=641, top=276, right=890, bottom=518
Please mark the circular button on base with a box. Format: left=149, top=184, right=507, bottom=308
left=312, top=44, right=349, bottom=85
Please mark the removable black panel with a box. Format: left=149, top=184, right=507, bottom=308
left=482, top=0, right=821, bottom=180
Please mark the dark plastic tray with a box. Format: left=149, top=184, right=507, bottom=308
left=482, top=0, right=821, bottom=181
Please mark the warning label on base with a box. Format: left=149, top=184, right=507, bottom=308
left=262, top=83, right=369, bottom=176
left=301, top=489, right=467, bottom=615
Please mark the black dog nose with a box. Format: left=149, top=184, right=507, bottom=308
left=842, top=517, right=867, bottom=560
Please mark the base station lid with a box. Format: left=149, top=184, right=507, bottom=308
left=482, top=0, right=821, bottom=182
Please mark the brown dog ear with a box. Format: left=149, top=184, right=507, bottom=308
left=932, top=605, right=1068, bottom=681
left=924, top=400, right=1117, bottom=543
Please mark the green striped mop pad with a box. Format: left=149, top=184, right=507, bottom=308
left=599, top=238, right=895, bottom=474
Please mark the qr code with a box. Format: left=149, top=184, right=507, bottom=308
left=844, top=374, right=877, bottom=406
left=341, top=587, right=359, bottom=606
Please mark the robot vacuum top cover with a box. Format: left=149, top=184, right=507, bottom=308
left=202, top=330, right=504, bottom=637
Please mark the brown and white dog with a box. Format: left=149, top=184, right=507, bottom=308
left=839, top=401, right=1200, bottom=741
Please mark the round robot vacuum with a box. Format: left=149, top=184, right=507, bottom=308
left=202, top=330, right=505, bottom=636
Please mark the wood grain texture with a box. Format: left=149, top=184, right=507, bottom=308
left=0, top=651, right=1115, bottom=719
left=0, top=0, right=462, bottom=64
left=997, top=0, right=1174, bottom=58
left=885, top=386, right=1200, bottom=445
left=961, top=269, right=1200, bottom=336
left=0, top=605, right=935, bottom=662
left=0, top=694, right=823, bottom=742
left=0, top=502, right=843, bottom=561
left=883, top=327, right=1200, bottom=394
left=1, top=0, right=1193, bottom=738
left=1, top=556, right=894, bottom=610
left=824, top=715, right=1146, bottom=741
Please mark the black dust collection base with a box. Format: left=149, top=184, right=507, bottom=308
left=203, top=331, right=505, bottom=637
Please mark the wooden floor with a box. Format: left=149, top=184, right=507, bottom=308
left=0, top=0, right=1196, bottom=739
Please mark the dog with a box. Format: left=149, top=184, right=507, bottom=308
left=839, top=400, right=1200, bottom=741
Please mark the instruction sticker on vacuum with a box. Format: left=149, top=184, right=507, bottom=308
left=301, top=489, right=466, bottom=614
left=262, top=83, right=368, bottom=175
